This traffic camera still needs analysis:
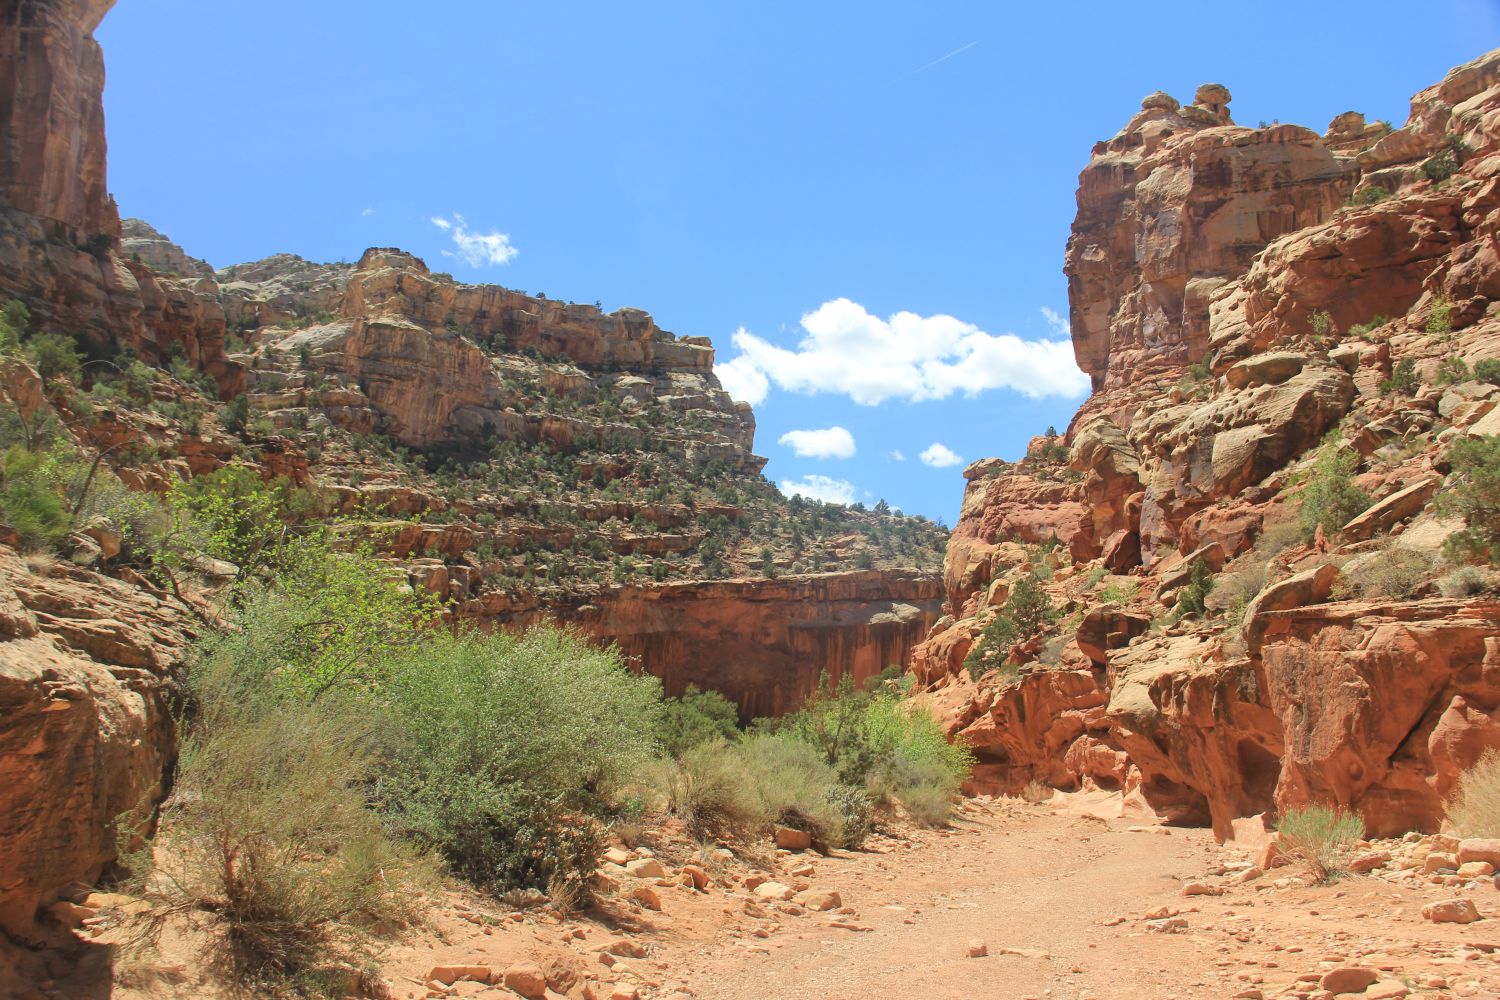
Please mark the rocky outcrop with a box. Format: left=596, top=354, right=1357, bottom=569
left=0, top=545, right=193, bottom=935
left=120, top=218, right=213, bottom=278
left=918, top=48, right=1500, bottom=840
left=0, top=1, right=241, bottom=392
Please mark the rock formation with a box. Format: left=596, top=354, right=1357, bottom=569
left=918, top=48, right=1500, bottom=839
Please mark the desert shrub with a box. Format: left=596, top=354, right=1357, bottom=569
left=1098, top=580, right=1138, bottom=604
left=0, top=299, right=29, bottom=354
left=0, top=447, right=72, bottom=550
left=1438, top=357, right=1470, bottom=384
left=1299, top=443, right=1370, bottom=542
left=1437, top=435, right=1500, bottom=565
left=1476, top=359, right=1500, bottom=386
left=1427, top=296, right=1455, bottom=337
left=1438, top=565, right=1490, bottom=598
left=1422, top=133, right=1467, bottom=184
left=1214, top=561, right=1268, bottom=628
left=219, top=393, right=251, bottom=433
left=1350, top=315, right=1390, bottom=339
left=1354, top=545, right=1433, bottom=599
left=24, top=331, right=82, bottom=383
left=1309, top=309, right=1334, bottom=336
left=1446, top=751, right=1500, bottom=838
left=1347, top=186, right=1389, bottom=206
left=670, top=734, right=858, bottom=846
left=1277, top=804, right=1363, bottom=883
left=861, top=697, right=973, bottom=826
left=165, top=463, right=286, bottom=570
left=1174, top=557, right=1215, bottom=616
left=150, top=647, right=427, bottom=989
left=1379, top=358, right=1419, bottom=396
left=659, top=684, right=741, bottom=757
left=377, top=628, right=662, bottom=894
left=203, top=535, right=437, bottom=700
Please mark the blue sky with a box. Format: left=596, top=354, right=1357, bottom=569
left=97, top=1, right=1496, bottom=524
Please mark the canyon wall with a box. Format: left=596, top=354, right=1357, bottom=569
left=917, top=49, right=1500, bottom=839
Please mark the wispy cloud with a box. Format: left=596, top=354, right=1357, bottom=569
left=899, top=40, right=978, bottom=80
left=361, top=206, right=376, bottom=217
left=1041, top=306, right=1069, bottom=337
left=714, top=297, right=1089, bottom=406
left=430, top=213, right=518, bottom=268
left=780, top=474, right=858, bottom=505
left=920, top=442, right=964, bottom=468
left=888, top=449, right=906, bottom=462
left=778, top=426, right=856, bottom=460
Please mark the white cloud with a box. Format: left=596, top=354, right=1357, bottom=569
left=361, top=207, right=376, bottom=217
left=778, top=426, right=856, bottom=460
left=715, top=355, right=769, bottom=404
left=920, top=442, right=964, bottom=468
left=779, top=474, right=858, bottom=505
left=717, top=298, right=1089, bottom=407
left=888, top=449, right=906, bottom=462
left=1041, top=306, right=1069, bottom=337
left=431, top=213, right=518, bottom=267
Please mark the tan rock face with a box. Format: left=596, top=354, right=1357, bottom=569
left=0, top=546, right=193, bottom=934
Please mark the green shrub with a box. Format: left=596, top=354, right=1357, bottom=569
left=1438, top=565, right=1489, bottom=598
left=1098, top=580, right=1138, bottom=604
left=1438, top=435, right=1500, bottom=564
left=24, top=331, right=82, bottom=384
left=1354, top=545, right=1433, bottom=599
left=669, top=734, right=867, bottom=848
left=1309, top=309, right=1333, bottom=336
left=1379, top=358, right=1419, bottom=396
left=1446, top=751, right=1500, bottom=838
left=1298, top=443, right=1370, bottom=542
left=1277, top=804, right=1363, bottom=882
left=1427, top=296, right=1454, bottom=337
left=149, top=646, right=428, bottom=989
left=0, top=447, right=73, bottom=550
left=659, top=684, right=741, bottom=757
left=1422, top=134, right=1467, bottom=184
left=963, top=571, right=1055, bottom=679
left=378, top=628, right=662, bottom=895
left=1175, top=557, right=1215, bottom=615
left=1347, top=186, right=1389, bottom=206
left=1475, top=359, right=1500, bottom=386
left=219, top=393, right=251, bottom=433
left=1438, top=357, right=1470, bottom=385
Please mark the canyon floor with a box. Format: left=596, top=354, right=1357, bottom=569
left=64, top=798, right=1498, bottom=1000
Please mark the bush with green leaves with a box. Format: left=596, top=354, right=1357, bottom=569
left=659, top=684, right=741, bottom=757
left=0, top=446, right=72, bottom=549
left=1379, top=358, right=1419, bottom=396
left=24, top=331, right=83, bottom=384
left=1175, top=557, right=1215, bottom=616
left=145, top=618, right=429, bottom=988
left=377, top=628, right=662, bottom=895
left=963, top=571, right=1055, bottom=679
left=1438, top=357, right=1470, bottom=385
left=1298, top=442, right=1370, bottom=542
left=1438, top=434, right=1500, bottom=564
left=1476, top=359, right=1500, bottom=386
left=1277, top=804, right=1363, bottom=882
left=1427, top=296, right=1454, bottom=336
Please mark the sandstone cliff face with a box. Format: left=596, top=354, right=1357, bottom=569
left=0, top=0, right=241, bottom=392
left=918, top=49, right=1500, bottom=838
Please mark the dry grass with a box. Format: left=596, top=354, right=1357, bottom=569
left=1446, top=751, right=1500, bottom=838
left=1278, top=805, right=1363, bottom=883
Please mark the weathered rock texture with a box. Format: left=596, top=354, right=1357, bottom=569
left=0, top=545, right=193, bottom=934
left=918, top=48, right=1500, bottom=839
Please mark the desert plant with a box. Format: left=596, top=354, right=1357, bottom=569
left=1175, top=557, right=1215, bottom=616
left=146, top=644, right=428, bottom=989
left=1476, top=359, right=1500, bottom=386
left=1347, top=186, right=1389, bottom=207
left=24, top=331, right=82, bottom=384
left=1309, top=309, right=1333, bottom=336
left=378, top=627, right=662, bottom=894
left=1438, top=357, right=1470, bottom=385
left=1299, top=443, right=1370, bottom=543
left=1437, top=435, right=1500, bottom=564
left=1354, top=545, right=1433, bottom=599
left=1446, top=751, right=1500, bottom=838
left=0, top=447, right=73, bottom=550
left=670, top=734, right=854, bottom=845
left=1380, top=358, right=1419, bottom=396
left=1427, top=296, right=1455, bottom=337
left=659, top=684, right=742, bottom=757
left=1098, top=580, right=1139, bottom=604
left=1277, top=804, right=1363, bottom=882
left=1438, top=565, right=1489, bottom=598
